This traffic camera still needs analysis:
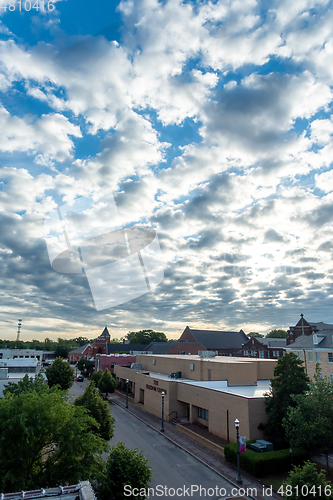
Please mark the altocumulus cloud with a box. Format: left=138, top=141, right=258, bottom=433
left=0, top=0, right=333, bottom=340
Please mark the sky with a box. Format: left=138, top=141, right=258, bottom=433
left=1, top=0, right=333, bottom=342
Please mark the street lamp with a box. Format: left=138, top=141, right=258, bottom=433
left=161, top=391, right=165, bottom=432
left=126, top=379, right=129, bottom=409
left=234, top=418, right=242, bottom=485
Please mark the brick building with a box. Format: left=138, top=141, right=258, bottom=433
left=286, top=314, right=333, bottom=380
left=115, top=353, right=276, bottom=443
left=237, top=337, right=286, bottom=359
left=68, top=344, right=93, bottom=364
left=171, top=326, right=248, bottom=356
left=92, top=326, right=111, bottom=356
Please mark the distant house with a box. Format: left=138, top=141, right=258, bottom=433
left=238, top=337, right=286, bottom=359
left=286, top=314, right=333, bottom=380
left=173, top=326, right=249, bottom=356
left=68, top=344, right=93, bottom=364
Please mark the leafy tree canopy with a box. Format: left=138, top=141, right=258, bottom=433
left=126, top=329, right=167, bottom=344
left=261, top=352, right=309, bottom=448
left=0, top=337, right=79, bottom=352
left=282, top=461, right=333, bottom=499
left=4, top=373, right=50, bottom=397
left=46, top=357, right=75, bottom=391
left=98, top=369, right=117, bottom=399
left=266, top=329, right=288, bottom=338
left=96, top=441, right=152, bottom=500
left=0, top=389, right=107, bottom=493
left=91, top=369, right=104, bottom=387
left=73, top=337, right=90, bottom=346
left=75, top=382, right=115, bottom=441
left=283, top=365, right=333, bottom=474
left=247, top=332, right=265, bottom=338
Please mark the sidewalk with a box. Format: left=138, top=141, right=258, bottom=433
left=111, top=395, right=281, bottom=500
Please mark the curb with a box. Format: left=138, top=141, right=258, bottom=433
left=111, top=398, right=260, bottom=500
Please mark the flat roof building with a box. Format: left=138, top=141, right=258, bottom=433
left=114, top=354, right=276, bottom=443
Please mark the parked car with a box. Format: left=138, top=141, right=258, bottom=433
left=77, top=375, right=84, bottom=382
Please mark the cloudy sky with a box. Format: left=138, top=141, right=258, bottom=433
left=1, top=0, right=333, bottom=341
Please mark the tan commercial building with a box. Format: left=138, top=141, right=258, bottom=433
left=114, top=354, right=276, bottom=443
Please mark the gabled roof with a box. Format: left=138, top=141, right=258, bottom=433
left=188, top=328, right=248, bottom=350
left=286, top=333, right=333, bottom=349
left=100, top=326, right=110, bottom=338
left=143, top=342, right=175, bottom=354
left=254, top=338, right=287, bottom=348
left=69, top=344, right=91, bottom=355
left=308, top=322, right=333, bottom=331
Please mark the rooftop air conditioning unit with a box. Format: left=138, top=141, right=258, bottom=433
left=198, top=351, right=215, bottom=358
left=130, top=363, right=143, bottom=370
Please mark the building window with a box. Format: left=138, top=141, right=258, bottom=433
left=198, top=407, right=209, bottom=420
left=297, top=352, right=302, bottom=360
left=330, top=375, right=333, bottom=383
left=251, top=350, right=257, bottom=356
left=308, top=352, right=313, bottom=362
left=259, top=350, right=264, bottom=358
left=328, top=353, right=333, bottom=363
left=190, top=363, right=195, bottom=371
left=152, top=359, right=156, bottom=365
left=316, top=352, right=321, bottom=363
left=243, top=350, right=248, bottom=356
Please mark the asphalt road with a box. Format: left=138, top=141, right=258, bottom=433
left=67, top=381, right=247, bottom=499
left=108, top=402, right=245, bottom=500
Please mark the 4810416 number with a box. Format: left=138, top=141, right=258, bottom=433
left=0, top=0, right=54, bottom=11
left=277, top=484, right=332, bottom=497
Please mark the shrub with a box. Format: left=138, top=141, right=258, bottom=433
left=224, top=442, right=309, bottom=477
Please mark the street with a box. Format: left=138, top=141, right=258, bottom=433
left=109, top=401, right=246, bottom=499
left=68, top=381, right=249, bottom=499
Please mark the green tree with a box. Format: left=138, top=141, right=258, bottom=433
left=98, top=369, right=117, bottom=399
left=46, top=357, right=75, bottom=390
left=260, top=352, right=309, bottom=448
left=247, top=332, right=265, bottom=338
left=96, top=441, right=152, bottom=500
left=77, top=359, right=95, bottom=376
left=91, top=369, right=104, bottom=387
left=281, top=461, right=333, bottom=499
left=75, top=382, right=115, bottom=441
left=126, top=329, right=167, bottom=344
left=0, top=389, right=107, bottom=493
left=266, top=329, right=288, bottom=338
left=283, top=365, right=333, bottom=474
left=4, top=373, right=48, bottom=396
left=73, top=337, right=90, bottom=346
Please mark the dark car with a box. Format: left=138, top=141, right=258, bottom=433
left=77, top=375, right=84, bottom=382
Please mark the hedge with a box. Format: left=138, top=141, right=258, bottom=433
left=224, top=442, right=309, bottom=477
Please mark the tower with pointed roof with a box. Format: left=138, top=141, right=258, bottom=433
left=93, top=326, right=111, bottom=356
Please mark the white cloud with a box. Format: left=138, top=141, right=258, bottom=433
left=0, top=107, right=82, bottom=163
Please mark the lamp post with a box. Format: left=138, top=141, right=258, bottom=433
left=234, top=418, right=242, bottom=485
left=126, top=378, right=129, bottom=409
left=161, top=391, right=165, bottom=432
